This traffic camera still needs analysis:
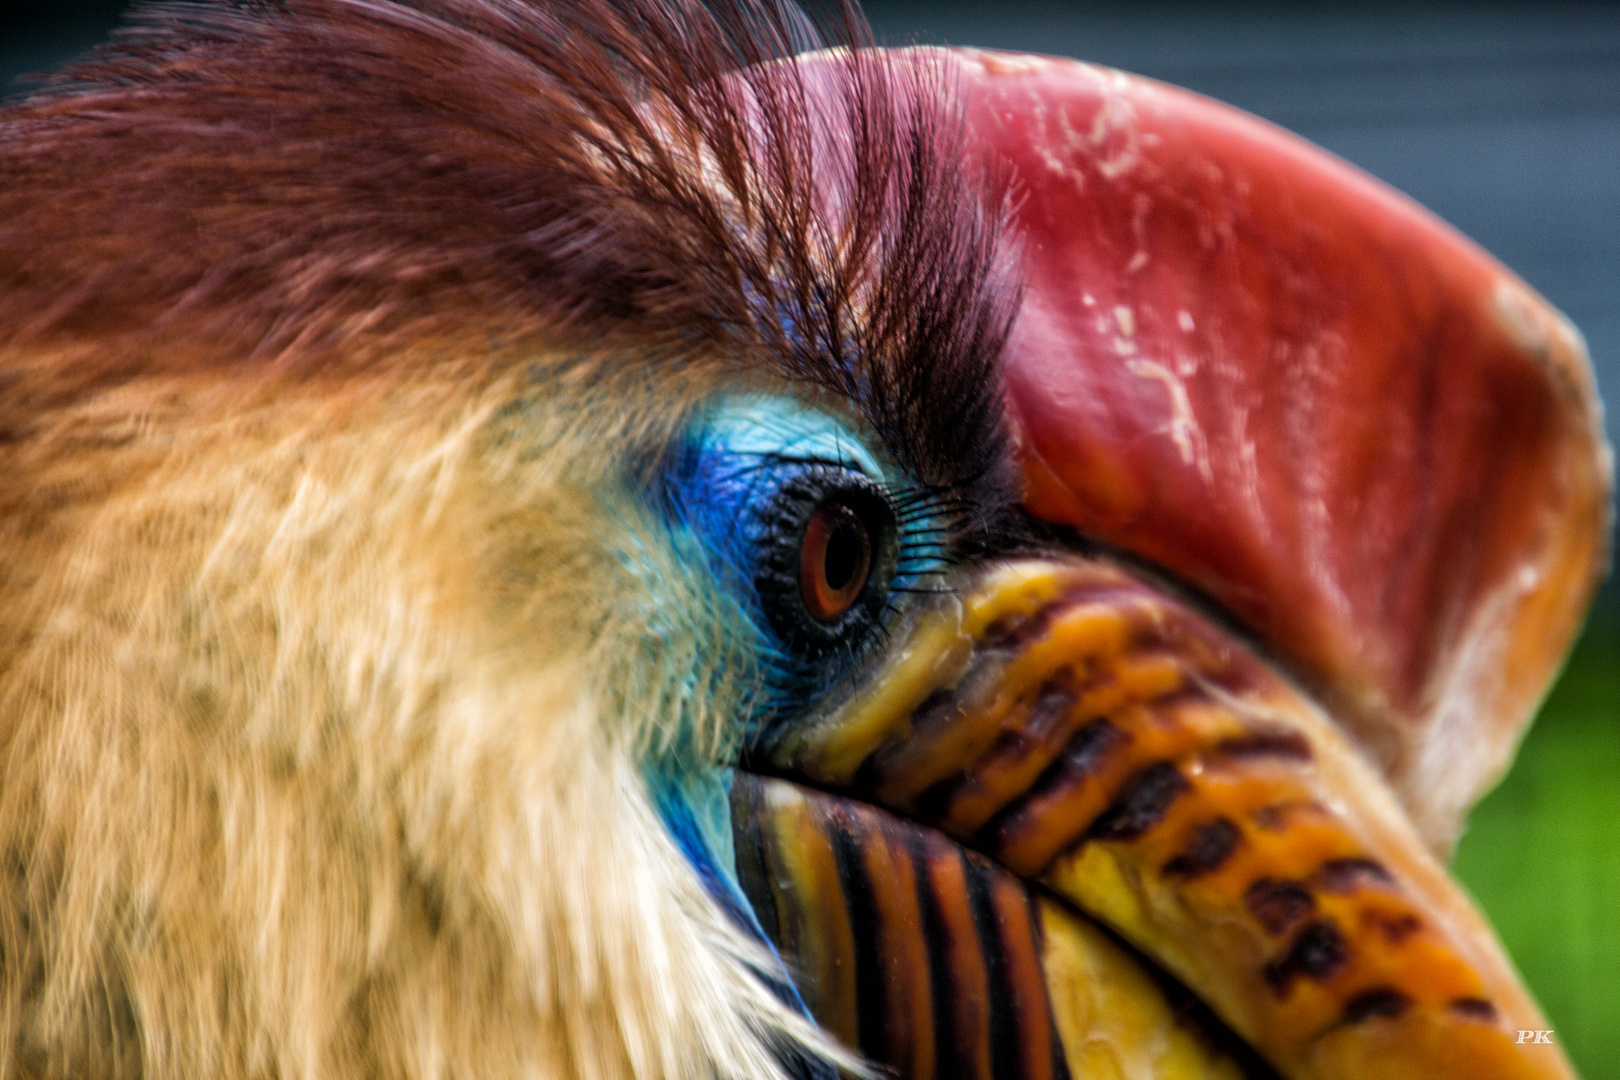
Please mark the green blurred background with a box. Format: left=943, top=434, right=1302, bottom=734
left=5, top=0, right=1618, bottom=1074
left=1455, top=604, right=1619, bottom=1076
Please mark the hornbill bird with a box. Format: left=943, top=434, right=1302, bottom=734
left=0, top=1, right=1610, bottom=1078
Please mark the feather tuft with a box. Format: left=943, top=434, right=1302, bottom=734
left=1, top=0, right=1019, bottom=500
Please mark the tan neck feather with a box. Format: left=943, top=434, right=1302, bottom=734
left=0, top=352, right=822, bottom=1079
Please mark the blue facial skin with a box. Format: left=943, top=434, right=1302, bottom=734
left=644, top=396, right=949, bottom=1061
left=647, top=768, right=833, bottom=1080
left=660, top=394, right=951, bottom=717
left=667, top=396, right=887, bottom=630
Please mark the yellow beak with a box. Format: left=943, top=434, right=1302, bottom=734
left=720, top=43, right=1607, bottom=1080
left=736, top=559, right=1576, bottom=1080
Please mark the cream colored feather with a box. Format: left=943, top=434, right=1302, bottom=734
left=0, top=346, right=839, bottom=1079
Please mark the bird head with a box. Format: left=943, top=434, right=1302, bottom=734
left=0, top=3, right=1609, bottom=1080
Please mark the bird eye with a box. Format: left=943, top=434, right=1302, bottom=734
left=753, top=467, right=898, bottom=659
left=799, top=498, right=873, bottom=623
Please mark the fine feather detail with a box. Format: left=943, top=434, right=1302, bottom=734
left=0, top=0, right=1020, bottom=501
left=0, top=3, right=1021, bottom=1077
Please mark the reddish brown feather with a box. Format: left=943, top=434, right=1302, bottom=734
left=0, top=0, right=1020, bottom=492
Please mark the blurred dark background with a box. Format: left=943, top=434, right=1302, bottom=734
left=4, top=1, right=1618, bottom=1074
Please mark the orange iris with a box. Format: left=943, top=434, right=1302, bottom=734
left=799, top=501, right=872, bottom=623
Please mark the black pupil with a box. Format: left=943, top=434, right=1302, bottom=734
left=824, top=516, right=864, bottom=591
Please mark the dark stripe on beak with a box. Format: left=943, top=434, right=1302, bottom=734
left=734, top=775, right=1071, bottom=1080
left=756, top=559, right=1573, bottom=1080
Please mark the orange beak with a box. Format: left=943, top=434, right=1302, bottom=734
left=731, top=48, right=1610, bottom=1080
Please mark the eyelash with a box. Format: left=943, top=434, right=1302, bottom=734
left=659, top=444, right=962, bottom=713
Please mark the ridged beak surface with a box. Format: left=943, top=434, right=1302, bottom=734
left=730, top=47, right=1608, bottom=1080
left=737, top=561, right=1572, bottom=1080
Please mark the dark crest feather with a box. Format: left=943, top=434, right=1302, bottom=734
left=0, top=0, right=1020, bottom=492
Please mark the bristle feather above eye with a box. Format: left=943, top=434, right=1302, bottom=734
left=1, top=0, right=1020, bottom=514
left=0, top=6, right=1022, bottom=1076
